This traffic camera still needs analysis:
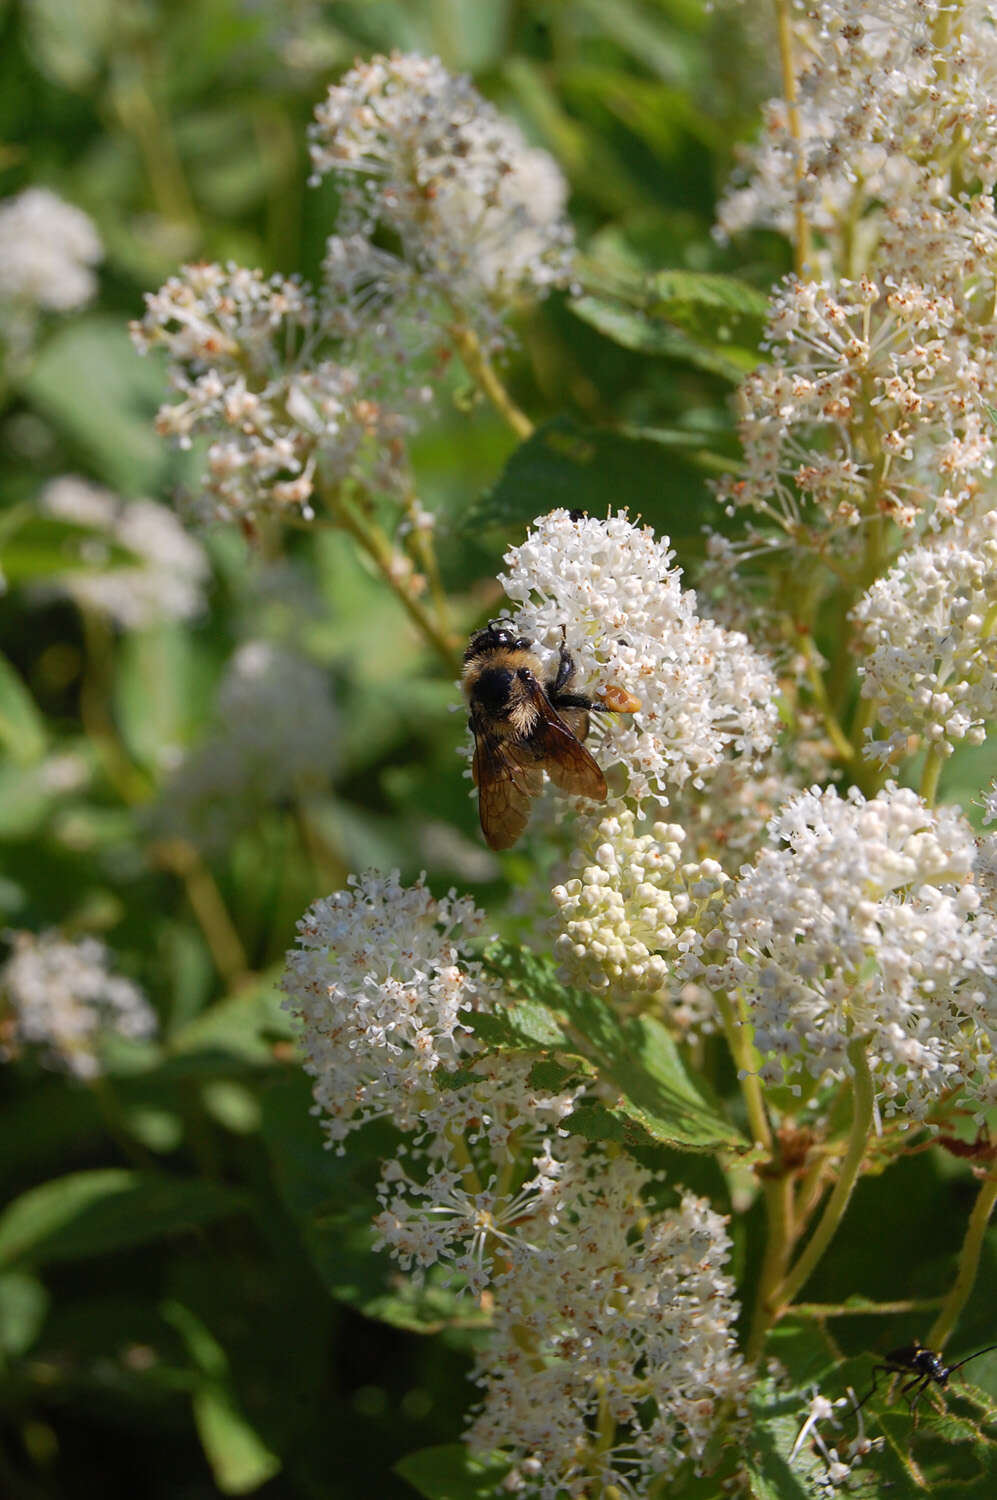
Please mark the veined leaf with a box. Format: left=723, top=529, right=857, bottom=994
left=395, top=1443, right=512, bottom=1500
left=0, top=1169, right=248, bottom=1267
left=480, top=944, right=743, bottom=1152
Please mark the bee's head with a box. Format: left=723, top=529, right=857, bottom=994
left=464, top=620, right=533, bottom=661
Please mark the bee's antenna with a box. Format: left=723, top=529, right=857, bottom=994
left=947, top=1343, right=997, bottom=1375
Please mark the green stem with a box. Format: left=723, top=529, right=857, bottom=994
left=801, top=636, right=854, bottom=764
left=449, top=323, right=534, bottom=439
left=319, top=483, right=461, bottom=673
left=920, top=746, right=945, bottom=808
left=927, top=1170, right=997, bottom=1351
left=716, top=991, right=772, bottom=1153
left=747, top=1173, right=795, bottom=1360
left=773, top=0, right=812, bottom=278
left=772, top=1037, right=874, bottom=1312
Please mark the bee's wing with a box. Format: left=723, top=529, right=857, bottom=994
left=525, top=707, right=607, bottom=802
left=471, top=719, right=545, bottom=850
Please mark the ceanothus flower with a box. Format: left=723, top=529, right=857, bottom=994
left=309, top=52, right=573, bottom=348
left=701, top=784, right=997, bottom=1119
left=496, top=508, right=779, bottom=807
left=852, top=511, right=997, bottom=764
left=1, top=931, right=156, bottom=1080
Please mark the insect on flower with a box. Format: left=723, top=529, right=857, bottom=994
left=858, top=1339, right=997, bottom=1416
left=462, top=622, right=636, bottom=850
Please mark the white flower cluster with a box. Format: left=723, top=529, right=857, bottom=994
left=309, top=52, right=573, bottom=348
left=717, top=1, right=997, bottom=253
left=38, top=476, right=209, bottom=628
left=852, top=511, right=997, bottom=763
left=717, top=276, right=995, bottom=550
left=468, top=1169, right=749, bottom=1496
left=498, top=509, right=779, bottom=804
left=551, top=808, right=729, bottom=994
left=130, top=263, right=428, bottom=521
left=151, top=640, right=338, bottom=850
left=701, top=784, right=997, bottom=1118
left=1, top=931, right=157, bottom=1080
left=282, top=872, right=746, bottom=1484
left=0, top=187, right=102, bottom=332
left=281, top=871, right=493, bottom=1142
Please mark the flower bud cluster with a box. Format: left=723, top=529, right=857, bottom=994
left=1, top=931, right=156, bottom=1080
left=852, top=511, right=997, bottom=763
left=309, top=52, right=574, bottom=349
left=551, top=809, right=728, bottom=994
left=498, top=508, right=779, bottom=806
left=131, top=263, right=428, bottom=521
left=37, top=476, right=209, bottom=628
left=700, top=784, right=997, bottom=1118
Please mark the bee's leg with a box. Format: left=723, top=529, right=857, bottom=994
left=552, top=642, right=575, bottom=696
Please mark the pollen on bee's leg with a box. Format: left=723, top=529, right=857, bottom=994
left=598, top=683, right=642, bottom=713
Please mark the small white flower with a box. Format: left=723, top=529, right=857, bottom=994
left=0, top=187, right=102, bottom=315
left=1, top=931, right=156, bottom=1080
left=131, top=263, right=423, bottom=520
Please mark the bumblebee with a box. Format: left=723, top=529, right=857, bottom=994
left=462, top=622, right=614, bottom=850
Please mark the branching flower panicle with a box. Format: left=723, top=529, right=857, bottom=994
left=717, top=276, right=994, bottom=554
left=281, top=871, right=495, bottom=1143
left=703, top=784, right=997, bottom=1118
left=468, top=1176, right=749, bottom=1496
left=1, top=931, right=156, bottom=1080
left=309, top=52, right=574, bottom=348
left=0, top=187, right=102, bottom=358
left=130, top=263, right=427, bottom=521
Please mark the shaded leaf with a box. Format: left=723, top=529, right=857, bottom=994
left=466, top=415, right=725, bottom=537
left=395, top=1443, right=511, bottom=1500
left=0, top=1169, right=248, bottom=1267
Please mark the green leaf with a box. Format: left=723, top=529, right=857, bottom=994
left=21, top=0, right=115, bottom=88
left=481, top=945, right=744, bottom=1152
left=163, top=1301, right=282, bottom=1495
left=0, top=1169, right=248, bottom=1267
left=395, top=1444, right=511, bottom=1500
left=465, top=415, right=725, bottom=539
left=22, top=316, right=174, bottom=494
left=0, top=652, right=46, bottom=764
left=572, top=264, right=767, bottom=381
left=572, top=291, right=759, bottom=380
left=0, top=1270, right=49, bottom=1356
left=167, top=970, right=294, bottom=1069
left=0, top=513, right=135, bottom=585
